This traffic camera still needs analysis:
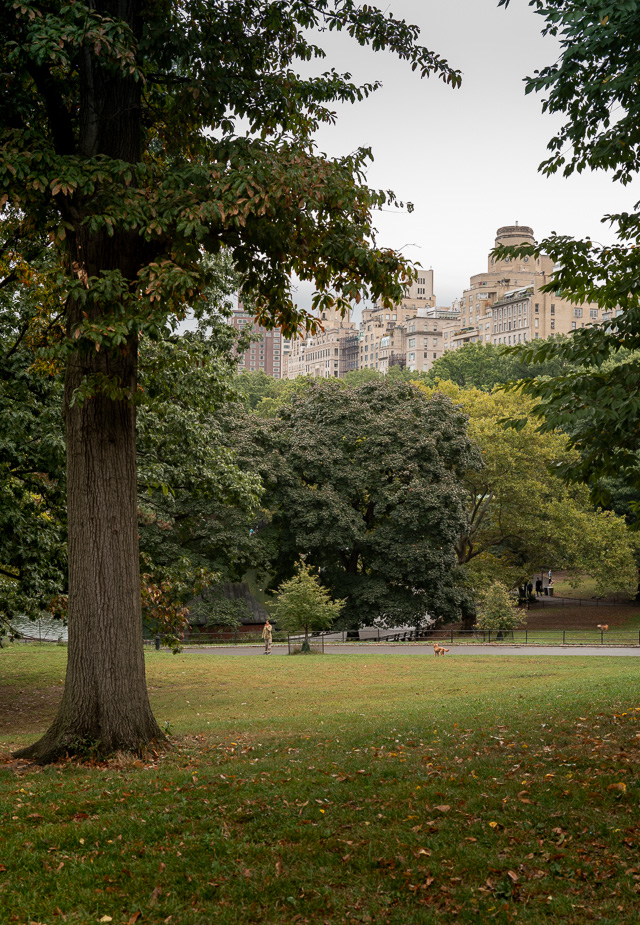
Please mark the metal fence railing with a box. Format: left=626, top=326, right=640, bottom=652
left=327, top=627, right=640, bottom=647
left=527, top=593, right=634, bottom=607
left=10, top=627, right=639, bottom=650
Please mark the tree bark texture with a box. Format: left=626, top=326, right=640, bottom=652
left=15, top=0, right=165, bottom=761
left=16, top=321, right=163, bottom=761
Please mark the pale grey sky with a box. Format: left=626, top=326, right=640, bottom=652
left=294, top=0, right=639, bottom=310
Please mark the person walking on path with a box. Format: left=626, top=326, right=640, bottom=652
left=262, top=620, right=273, bottom=655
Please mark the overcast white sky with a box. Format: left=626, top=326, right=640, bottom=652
left=293, top=0, right=640, bottom=311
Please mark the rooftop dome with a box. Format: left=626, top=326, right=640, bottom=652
left=495, top=224, right=535, bottom=243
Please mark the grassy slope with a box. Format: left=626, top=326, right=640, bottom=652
left=1, top=648, right=640, bottom=924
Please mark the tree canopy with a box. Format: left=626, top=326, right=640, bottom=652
left=497, top=0, right=640, bottom=503
left=253, top=379, right=481, bottom=628
left=420, top=381, right=638, bottom=599
left=424, top=341, right=575, bottom=391
left=0, top=231, right=66, bottom=625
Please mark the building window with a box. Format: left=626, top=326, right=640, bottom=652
left=535, top=303, right=539, bottom=313
left=572, top=321, right=576, bottom=329
left=550, top=320, right=555, bottom=330
left=408, top=337, right=416, bottom=348
left=550, top=304, right=555, bottom=315
left=574, top=308, right=583, bottom=318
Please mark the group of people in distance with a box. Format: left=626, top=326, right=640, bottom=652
left=534, top=570, right=553, bottom=597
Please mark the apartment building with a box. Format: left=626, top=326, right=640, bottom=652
left=359, top=268, right=441, bottom=372
left=282, top=307, right=359, bottom=379
left=231, top=304, right=285, bottom=378
left=442, top=224, right=601, bottom=351
left=404, top=314, right=446, bottom=373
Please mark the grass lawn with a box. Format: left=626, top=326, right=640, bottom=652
left=2, top=647, right=640, bottom=924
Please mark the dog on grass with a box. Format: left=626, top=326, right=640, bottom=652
left=433, top=643, right=450, bottom=657
left=597, top=624, right=609, bottom=632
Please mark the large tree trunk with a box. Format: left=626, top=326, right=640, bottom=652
left=15, top=0, right=165, bottom=761
left=16, top=321, right=164, bottom=761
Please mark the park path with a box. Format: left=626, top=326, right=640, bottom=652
left=181, top=643, right=640, bottom=657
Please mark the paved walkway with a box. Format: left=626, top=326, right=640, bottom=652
left=182, top=643, right=640, bottom=657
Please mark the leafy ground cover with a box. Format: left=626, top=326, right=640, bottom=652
left=1, top=648, right=640, bottom=924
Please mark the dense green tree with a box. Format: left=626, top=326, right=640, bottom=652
left=497, top=0, right=640, bottom=503
left=255, top=379, right=481, bottom=628
left=270, top=560, right=344, bottom=650
left=136, top=324, right=263, bottom=645
left=0, top=223, right=67, bottom=630
left=424, top=341, right=574, bottom=391
left=1, top=0, right=461, bottom=760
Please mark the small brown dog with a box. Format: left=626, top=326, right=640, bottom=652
left=597, top=624, right=609, bottom=632
left=433, top=643, right=450, bottom=657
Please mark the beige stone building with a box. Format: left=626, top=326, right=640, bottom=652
left=282, top=307, right=359, bottom=379
left=360, top=264, right=457, bottom=375
left=404, top=314, right=446, bottom=373
left=442, top=224, right=602, bottom=352
left=401, top=269, right=436, bottom=313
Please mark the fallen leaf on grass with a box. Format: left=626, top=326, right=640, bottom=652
left=435, top=805, right=450, bottom=813
left=126, top=914, right=141, bottom=925
left=275, top=860, right=282, bottom=877
left=608, top=783, right=627, bottom=794
left=149, top=885, right=161, bottom=907
left=507, top=871, right=519, bottom=883
left=414, top=848, right=432, bottom=858
left=98, top=918, right=112, bottom=923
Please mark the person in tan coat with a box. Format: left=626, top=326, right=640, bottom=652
left=262, top=620, right=273, bottom=654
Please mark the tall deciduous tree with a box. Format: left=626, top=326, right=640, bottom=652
left=2, top=1, right=461, bottom=761
left=254, top=379, right=480, bottom=628
left=497, top=0, right=640, bottom=503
